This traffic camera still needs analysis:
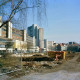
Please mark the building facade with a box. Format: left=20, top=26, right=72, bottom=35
left=27, top=24, right=44, bottom=49
left=48, top=41, right=54, bottom=51
left=44, top=39, right=48, bottom=51
left=0, top=16, right=35, bottom=53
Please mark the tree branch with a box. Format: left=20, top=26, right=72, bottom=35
left=0, top=0, right=12, bottom=7
left=16, top=5, right=39, bottom=13
left=0, top=0, right=23, bottom=28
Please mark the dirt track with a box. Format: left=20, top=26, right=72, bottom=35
left=53, top=53, right=80, bottom=72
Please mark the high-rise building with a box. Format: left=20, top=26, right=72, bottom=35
left=27, top=24, right=39, bottom=46
left=39, top=28, right=44, bottom=48
left=27, top=24, right=44, bottom=49
left=44, top=39, right=48, bottom=51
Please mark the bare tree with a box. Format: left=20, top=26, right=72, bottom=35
left=0, top=0, right=23, bottom=27
left=0, top=0, right=47, bottom=29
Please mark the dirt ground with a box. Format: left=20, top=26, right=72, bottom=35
left=0, top=53, right=80, bottom=80
left=51, top=53, right=80, bottom=72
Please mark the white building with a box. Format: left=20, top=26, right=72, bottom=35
left=48, top=41, right=54, bottom=51
left=39, top=28, right=44, bottom=48
left=61, top=45, right=67, bottom=51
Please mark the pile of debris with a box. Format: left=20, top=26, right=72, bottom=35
left=22, top=54, right=53, bottom=61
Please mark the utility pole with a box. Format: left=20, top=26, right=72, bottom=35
left=20, top=41, right=22, bottom=70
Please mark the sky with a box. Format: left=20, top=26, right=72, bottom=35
left=1, top=0, right=80, bottom=43
left=43, top=0, right=80, bottom=43
left=27, top=0, right=80, bottom=43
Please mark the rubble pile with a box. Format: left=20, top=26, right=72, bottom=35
left=22, top=56, right=53, bottom=61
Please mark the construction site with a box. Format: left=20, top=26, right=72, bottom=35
left=0, top=51, right=80, bottom=80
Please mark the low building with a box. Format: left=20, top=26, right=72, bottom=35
left=61, top=45, right=67, bottom=51
left=48, top=41, right=54, bottom=51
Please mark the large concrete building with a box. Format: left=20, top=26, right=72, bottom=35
left=0, top=16, right=36, bottom=53
left=39, top=28, right=44, bottom=48
left=26, top=35, right=36, bottom=52
left=27, top=24, right=44, bottom=49
left=44, top=39, right=48, bottom=51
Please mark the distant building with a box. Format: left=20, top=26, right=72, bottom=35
left=39, top=28, right=44, bottom=48
left=56, top=43, right=68, bottom=51
left=48, top=41, right=54, bottom=51
left=44, top=39, right=48, bottom=51
left=61, top=45, right=67, bottom=51
left=27, top=24, right=39, bottom=47
left=69, top=42, right=77, bottom=45
left=27, top=24, right=44, bottom=50
left=68, top=42, right=79, bottom=52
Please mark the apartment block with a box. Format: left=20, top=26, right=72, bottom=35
left=0, top=16, right=35, bottom=53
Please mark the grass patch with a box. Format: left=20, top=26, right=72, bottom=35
left=0, top=54, right=21, bottom=68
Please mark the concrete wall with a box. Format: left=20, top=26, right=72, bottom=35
left=39, top=28, right=44, bottom=48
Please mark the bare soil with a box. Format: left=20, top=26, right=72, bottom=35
left=1, top=53, right=80, bottom=80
